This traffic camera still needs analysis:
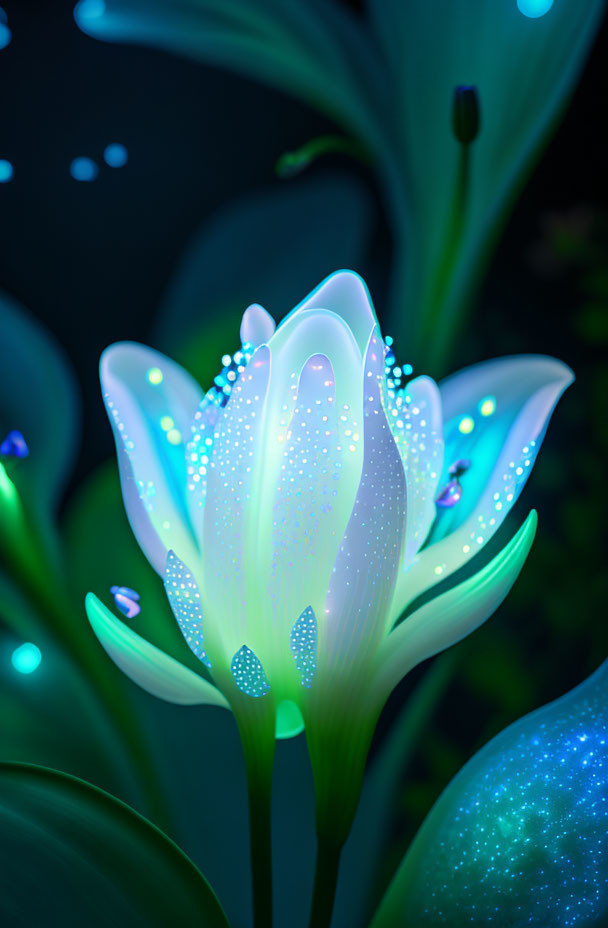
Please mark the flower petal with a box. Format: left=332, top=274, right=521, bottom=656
left=85, top=594, right=229, bottom=707
left=322, top=331, right=406, bottom=673
left=240, top=303, right=276, bottom=347
left=390, top=355, right=572, bottom=620
left=100, top=342, right=203, bottom=575
left=269, top=354, right=359, bottom=647
left=388, top=375, right=444, bottom=567
left=203, top=310, right=364, bottom=664
left=285, top=269, right=379, bottom=356
left=376, top=511, right=537, bottom=698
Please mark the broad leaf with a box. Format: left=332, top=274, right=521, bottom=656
left=371, top=659, right=608, bottom=928
left=0, top=762, right=230, bottom=927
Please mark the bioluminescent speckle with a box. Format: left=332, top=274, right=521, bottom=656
left=478, top=394, right=497, bottom=416
left=104, top=143, right=128, bottom=168
left=1, top=430, right=29, bottom=458
left=231, top=645, right=270, bottom=698
left=70, top=157, right=98, bottom=182
left=517, top=0, right=554, bottom=17
left=0, top=159, right=13, bottom=182
left=11, top=643, right=42, bottom=674
left=290, top=606, right=317, bottom=688
left=164, top=550, right=211, bottom=667
left=458, top=415, right=475, bottom=435
left=146, top=366, right=163, bottom=385
left=374, top=659, right=608, bottom=928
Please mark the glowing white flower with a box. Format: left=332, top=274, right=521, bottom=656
left=86, top=272, right=571, bottom=814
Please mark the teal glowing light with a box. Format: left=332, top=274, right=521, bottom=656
left=11, top=643, right=42, bottom=674
left=0, top=159, right=13, bottom=182
left=0, top=23, right=10, bottom=49
left=74, top=0, right=106, bottom=23
left=517, top=0, right=554, bottom=17
left=70, top=157, right=98, bottom=182
left=104, top=143, right=128, bottom=168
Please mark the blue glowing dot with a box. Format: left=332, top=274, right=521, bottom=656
left=11, top=643, right=42, bottom=674
left=0, top=23, right=10, bottom=49
left=74, top=0, right=106, bottom=23
left=517, top=0, right=554, bottom=18
left=70, top=157, right=98, bottom=182
left=0, top=430, right=29, bottom=458
left=103, top=143, right=128, bottom=168
left=0, top=159, right=13, bottom=182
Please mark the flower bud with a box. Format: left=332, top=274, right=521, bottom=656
left=452, top=85, right=480, bottom=144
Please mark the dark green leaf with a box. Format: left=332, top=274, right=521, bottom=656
left=0, top=762, right=230, bottom=927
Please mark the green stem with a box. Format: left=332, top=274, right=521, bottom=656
left=418, top=142, right=471, bottom=372
left=308, top=835, right=343, bottom=928
left=235, top=708, right=275, bottom=928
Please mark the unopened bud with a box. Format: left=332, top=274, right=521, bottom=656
left=452, top=85, right=480, bottom=145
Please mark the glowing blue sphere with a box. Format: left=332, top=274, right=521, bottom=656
left=74, top=0, right=106, bottom=23
left=0, top=159, right=12, bottom=182
left=517, top=0, right=554, bottom=18
left=104, top=143, right=128, bottom=168
left=70, top=156, right=98, bottom=182
left=0, top=23, right=10, bottom=49
left=11, top=643, right=42, bottom=674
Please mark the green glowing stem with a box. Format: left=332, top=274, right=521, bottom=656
left=418, top=142, right=471, bottom=373
left=308, top=835, right=343, bottom=928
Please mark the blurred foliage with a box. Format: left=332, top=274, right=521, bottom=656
left=0, top=763, right=229, bottom=928
left=76, top=0, right=606, bottom=374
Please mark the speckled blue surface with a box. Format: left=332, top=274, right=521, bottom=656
left=374, top=660, right=608, bottom=927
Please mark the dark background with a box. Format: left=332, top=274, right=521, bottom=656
left=1, top=0, right=607, bottom=866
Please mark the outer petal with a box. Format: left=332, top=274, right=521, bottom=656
left=322, top=330, right=407, bottom=673
left=376, top=511, right=537, bottom=698
left=85, top=593, right=229, bottom=708
left=282, top=269, right=378, bottom=356
left=390, top=355, right=572, bottom=621
left=100, top=342, right=203, bottom=575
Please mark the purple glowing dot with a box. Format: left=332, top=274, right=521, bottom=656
left=436, top=479, right=463, bottom=508
left=110, top=586, right=141, bottom=618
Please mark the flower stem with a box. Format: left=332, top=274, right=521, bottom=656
left=235, top=706, right=275, bottom=928
left=308, top=835, right=343, bottom=928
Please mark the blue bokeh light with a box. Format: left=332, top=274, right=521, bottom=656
left=74, top=0, right=106, bottom=23
left=104, top=143, right=128, bottom=168
left=0, top=22, right=11, bottom=49
left=70, top=156, right=99, bottom=182
left=517, top=0, right=554, bottom=18
left=0, top=159, right=13, bottom=182
left=11, top=643, right=42, bottom=674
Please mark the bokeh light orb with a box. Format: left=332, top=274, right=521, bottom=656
left=517, top=0, right=554, bottom=18
left=0, top=159, right=13, bottom=182
left=103, top=143, right=128, bottom=168
left=74, top=0, right=106, bottom=24
left=0, top=22, right=10, bottom=49
left=11, top=643, right=42, bottom=674
left=70, top=156, right=98, bottom=182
